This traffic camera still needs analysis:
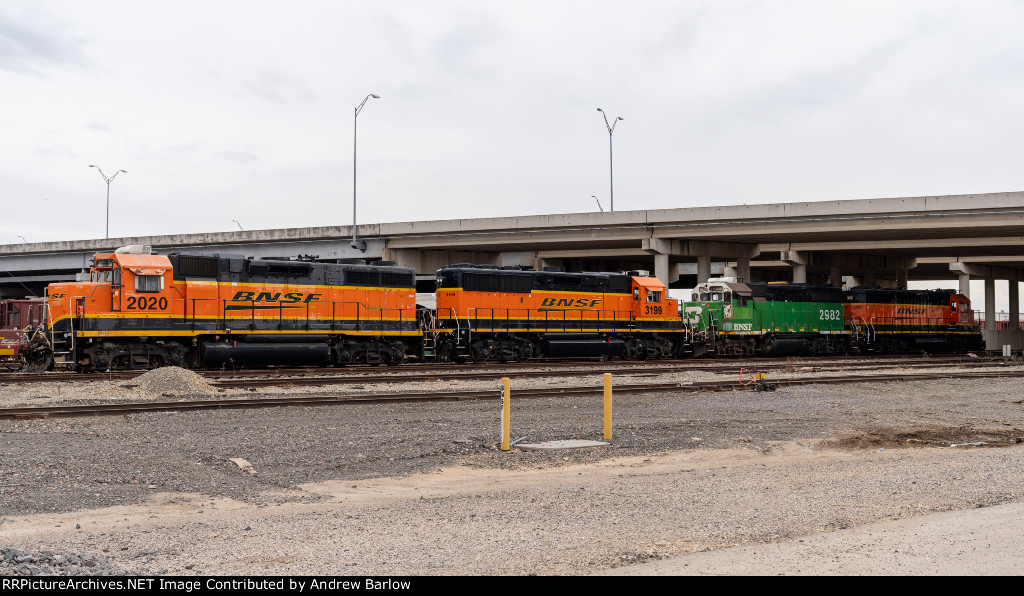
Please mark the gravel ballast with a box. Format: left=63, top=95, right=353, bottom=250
left=1, top=365, right=1023, bottom=575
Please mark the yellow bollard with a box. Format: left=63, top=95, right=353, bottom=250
left=603, top=373, right=612, bottom=440
left=500, top=377, right=511, bottom=451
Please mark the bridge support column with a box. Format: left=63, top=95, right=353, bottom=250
left=697, top=255, right=711, bottom=284
left=654, top=253, right=670, bottom=287
left=1011, top=282, right=1021, bottom=331
left=985, top=278, right=996, bottom=331
left=500, top=251, right=536, bottom=268
left=792, top=264, right=807, bottom=284
left=863, top=268, right=876, bottom=287
left=736, top=256, right=750, bottom=283
left=896, top=268, right=908, bottom=290
left=830, top=266, right=842, bottom=287
left=959, top=272, right=971, bottom=299
left=781, top=251, right=807, bottom=284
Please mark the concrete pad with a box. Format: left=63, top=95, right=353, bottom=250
left=516, top=440, right=610, bottom=450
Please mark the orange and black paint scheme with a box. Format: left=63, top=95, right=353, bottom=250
left=430, top=265, right=699, bottom=362
left=42, top=248, right=419, bottom=370
left=843, top=287, right=984, bottom=353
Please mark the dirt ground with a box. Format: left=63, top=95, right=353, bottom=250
left=2, top=374, right=1023, bottom=575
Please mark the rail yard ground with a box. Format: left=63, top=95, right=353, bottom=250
left=1, top=361, right=1023, bottom=576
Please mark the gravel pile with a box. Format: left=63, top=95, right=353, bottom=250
left=130, top=367, right=217, bottom=396
left=0, top=548, right=129, bottom=576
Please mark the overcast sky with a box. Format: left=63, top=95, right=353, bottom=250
left=3, top=0, right=1024, bottom=246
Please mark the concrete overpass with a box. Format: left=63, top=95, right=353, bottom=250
left=3, top=190, right=1023, bottom=348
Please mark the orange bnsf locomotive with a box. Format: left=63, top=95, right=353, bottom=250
left=33, top=246, right=418, bottom=371
left=844, top=287, right=985, bottom=353
left=428, top=264, right=702, bottom=362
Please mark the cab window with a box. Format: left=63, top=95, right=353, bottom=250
left=711, top=292, right=723, bottom=301
left=135, top=275, right=164, bottom=293
left=647, top=291, right=661, bottom=303
left=633, top=288, right=640, bottom=300
left=700, top=293, right=710, bottom=301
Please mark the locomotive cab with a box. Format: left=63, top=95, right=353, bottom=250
left=39, top=246, right=180, bottom=370
left=631, top=276, right=676, bottom=319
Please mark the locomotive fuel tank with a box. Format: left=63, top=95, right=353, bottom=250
left=200, top=342, right=332, bottom=367
left=540, top=333, right=626, bottom=357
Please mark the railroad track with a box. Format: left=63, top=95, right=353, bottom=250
left=3, top=368, right=1023, bottom=421
left=0, top=355, right=999, bottom=387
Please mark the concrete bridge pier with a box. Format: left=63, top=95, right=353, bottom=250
left=1010, top=281, right=1021, bottom=333
left=959, top=272, right=971, bottom=298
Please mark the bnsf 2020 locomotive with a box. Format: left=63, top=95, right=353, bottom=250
left=22, top=247, right=984, bottom=371
left=33, top=246, right=419, bottom=371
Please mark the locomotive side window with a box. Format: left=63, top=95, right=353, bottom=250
left=633, top=288, right=640, bottom=300
left=711, top=292, right=723, bottom=301
left=135, top=275, right=164, bottom=293
left=700, top=293, right=710, bottom=301
left=647, top=291, right=661, bottom=303
left=691, top=293, right=699, bottom=301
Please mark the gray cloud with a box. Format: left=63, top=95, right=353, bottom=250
left=239, top=67, right=319, bottom=104
left=216, top=149, right=260, bottom=164
left=0, top=4, right=90, bottom=76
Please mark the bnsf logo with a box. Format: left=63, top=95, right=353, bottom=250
left=897, top=307, right=927, bottom=314
left=540, top=298, right=601, bottom=308
left=230, top=291, right=322, bottom=303
left=48, top=293, right=67, bottom=300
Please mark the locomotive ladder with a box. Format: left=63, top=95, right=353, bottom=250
left=47, top=305, right=76, bottom=368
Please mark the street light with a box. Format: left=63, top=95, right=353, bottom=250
left=592, top=195, right=604, bottom=212
left=89, top=165, right=127, bottom=239
left=17, top=236, right=27, bottom=243
left=352, top=93, right=380, bottom=252
left=232, top=220, right=244, bottom=231
left=596, top=108, right=623, bottom=212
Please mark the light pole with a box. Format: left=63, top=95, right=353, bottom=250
left=352, top=93, right=380, bottom=251
left=596, top=108, right=623, bottom=212
left=592, top=195, right=604, bottom=212
left=232, top=220, right=244, bottom=231
left=89, top=165, right=127, bottom=239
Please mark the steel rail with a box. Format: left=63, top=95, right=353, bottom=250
left=0, top=355, right=992, bottom=386
left=3, top=369, right=1024, bottom=421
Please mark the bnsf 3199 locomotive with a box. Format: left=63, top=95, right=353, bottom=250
left=429, top=264, right=701, bottom=362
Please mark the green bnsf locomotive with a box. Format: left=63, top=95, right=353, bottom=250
left=684, top=278, right=983, bottom=356
left=684, top=279, right=851, bottom=356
